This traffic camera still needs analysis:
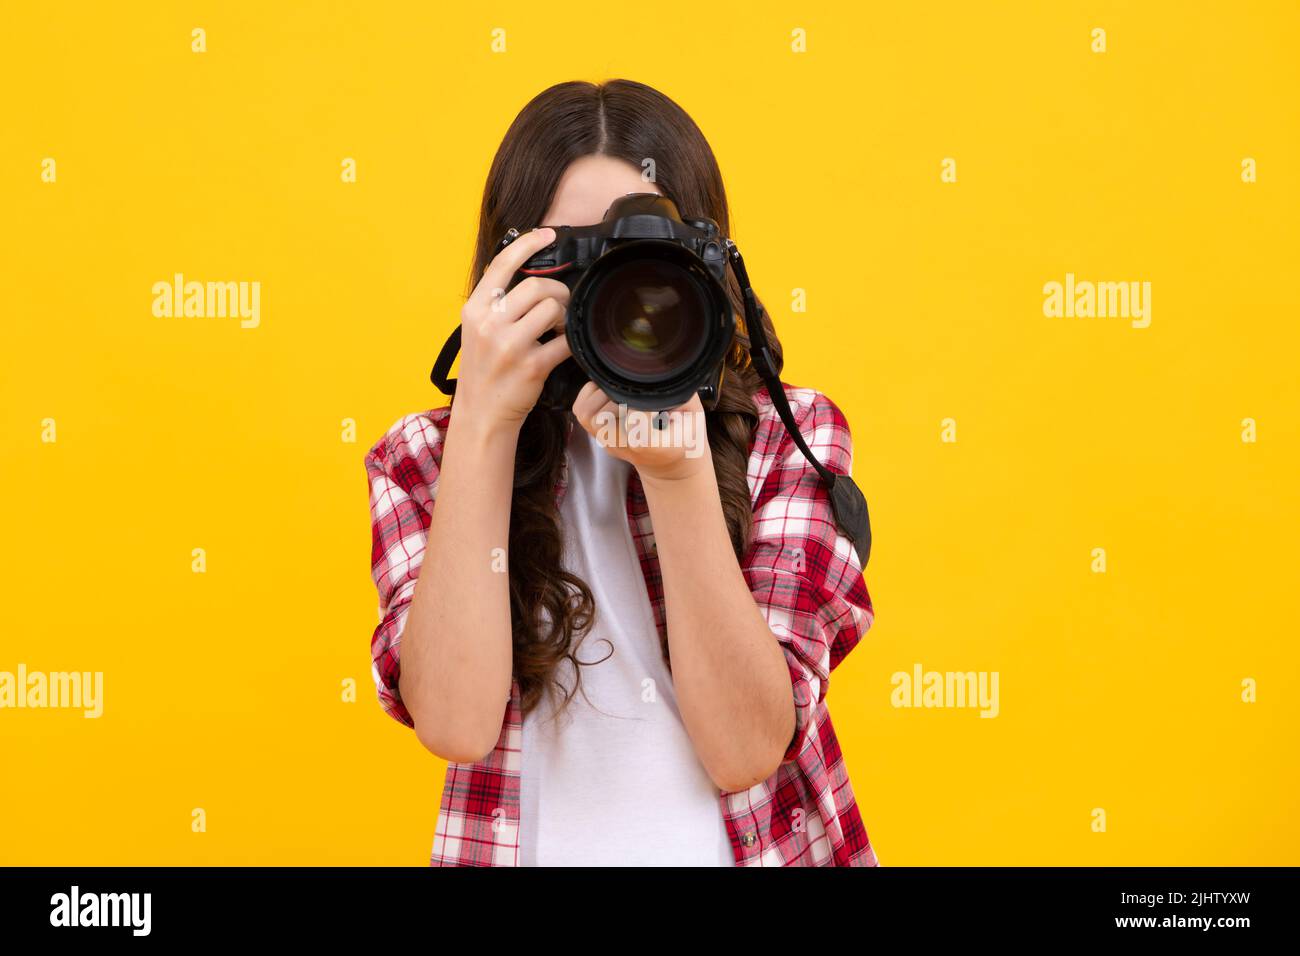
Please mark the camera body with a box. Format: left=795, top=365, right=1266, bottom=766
left=501, top=193, right=736, bottom=411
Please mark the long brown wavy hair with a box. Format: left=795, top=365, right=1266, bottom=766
left=463, top=79, right=784, bottom=719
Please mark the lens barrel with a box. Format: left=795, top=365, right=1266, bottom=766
left=565, top=240, right=734, bottom=411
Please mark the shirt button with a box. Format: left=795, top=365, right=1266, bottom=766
left=741, top=831, right=757, bottom=847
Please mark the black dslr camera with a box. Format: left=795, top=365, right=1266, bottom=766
left=432, top=193, right=735, bottom=412
left=429, top=192, right=875, bottom=567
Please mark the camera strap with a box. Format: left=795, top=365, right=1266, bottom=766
left=430, top=325, right=462, bottom=395
left=428, top=240, right=872, bottom=568
left=725, top=240, right=873, bottom=568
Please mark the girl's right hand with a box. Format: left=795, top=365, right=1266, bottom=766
left=451, top=226, right=574, bottom=433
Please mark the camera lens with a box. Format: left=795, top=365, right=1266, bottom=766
left=564, top=239, right=734, bottom=410
left=585, top=259, right=710, bottom=383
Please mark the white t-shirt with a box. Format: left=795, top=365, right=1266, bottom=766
left=518, top=423, right=736, bottom=866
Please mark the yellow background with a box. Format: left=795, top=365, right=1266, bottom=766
left=2, top=1, right=1297, bottom=865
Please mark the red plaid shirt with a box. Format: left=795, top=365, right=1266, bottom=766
left=365, top=383, right=879, bottom=866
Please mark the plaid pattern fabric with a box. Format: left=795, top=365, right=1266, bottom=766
left=365, top=383, right=879, bottom=866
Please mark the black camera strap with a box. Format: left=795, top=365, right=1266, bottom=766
left=725, top=240, right=873, bottom=568
left=427, top=238, right=872, bottom=568
left=430, top=324, right=462, bottom=395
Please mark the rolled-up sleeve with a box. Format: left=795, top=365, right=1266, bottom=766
left=742, top=390, right=874, bottom=764
left=364, top=410, right=449, bottom=729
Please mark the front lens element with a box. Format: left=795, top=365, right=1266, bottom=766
left=586, top=259, right=710, bottom=382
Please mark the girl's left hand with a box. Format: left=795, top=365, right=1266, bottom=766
left=571, top=381, right=712, bottom=483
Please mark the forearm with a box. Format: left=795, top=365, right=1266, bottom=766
left=399, top=412, right=518, bottom=761
left=641, top=463, right=795, bottom=792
